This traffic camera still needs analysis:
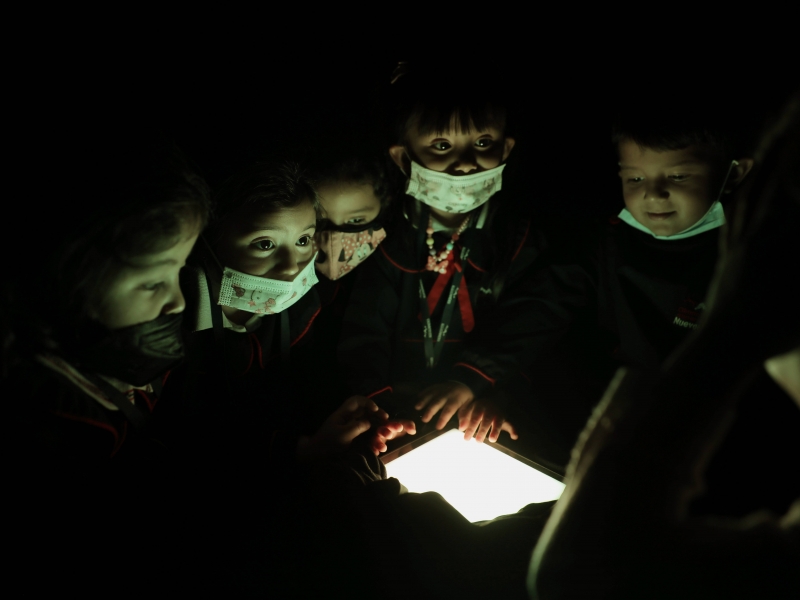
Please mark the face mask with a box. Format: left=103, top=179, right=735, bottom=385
left=314, top=223, right=387, bottom=280
left=76, top=313, right=185, bottom=387
left=619, top=159, right=739, bottom=241
left=217, top=255, right=319, bottom=315
left=405, top=161, right=505, bottom=213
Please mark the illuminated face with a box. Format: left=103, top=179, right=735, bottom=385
left=316, top=181, right=381, bottom=227
left=95, top=223, right=200, bottom=330
left=618, top=140, right=721, bottom=237
left=391, top=115, right=515, bottom=176
left=214, top=199, right=317, bottom=282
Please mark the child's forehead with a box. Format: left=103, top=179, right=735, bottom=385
left=618, top=140, right=714, bottom=169
left=407, top=110, right=506, bottom=139
left=230, top=201, right=316, bottom=233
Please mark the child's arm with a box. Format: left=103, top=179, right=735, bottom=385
left=337, top=251, right=402, bottom=404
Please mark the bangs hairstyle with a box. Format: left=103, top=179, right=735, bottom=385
left=390, top=62, right=510, bottom=142
left=308, top=147, right=392, bottom=210
left=211, top=159, right=319, bottom=236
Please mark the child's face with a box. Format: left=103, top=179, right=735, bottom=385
left=316, top=181, right=381, bottom=226
left=619, top=140, right=721, bottom=237
left=95, top=222, right=200, bottom=330
left=390, top=116, right=515, bottom=175
left=215, top=199, right=317, bottom=281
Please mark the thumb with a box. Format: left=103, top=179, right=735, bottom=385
left=344, top=418, right=372, bottom=443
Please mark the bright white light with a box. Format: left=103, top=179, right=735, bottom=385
left=384, top=429, right=565, bottom=523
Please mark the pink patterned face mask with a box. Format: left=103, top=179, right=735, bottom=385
left=313, top=227, right=387, bottom=280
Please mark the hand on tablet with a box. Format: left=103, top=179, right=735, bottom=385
left=370, top=419, right=417, bottom=456
left=300, top=396, right=389, bottom=459
left=415, top=381, right=474, bottom=430
left=458, top=399, right=518, bottom=443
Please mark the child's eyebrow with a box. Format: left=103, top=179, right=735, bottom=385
left=248, top=223, right=317, bottom=233
left=131, top=257, right=178, bottom=269
left=666, top=160, right=703, bottom=168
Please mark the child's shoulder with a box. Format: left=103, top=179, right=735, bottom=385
left=7, top=357, right=125, bottom=459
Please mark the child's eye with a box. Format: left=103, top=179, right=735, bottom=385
left=346, top=217, right=365, bottom=224
left=297, top=235, right=312, bottom=247
left=475, top=138, right=494, bottom=148
left=254, top=239, right=275, bottom=251
left=626, top=177, right=644, bottom=183
left=669, top=174, right=689, bottom=181
left=141, top=282, right=164, bottom=291
left=432, top=141, right=452, bottom=151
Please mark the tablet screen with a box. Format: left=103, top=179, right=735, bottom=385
left=383, top=428, right=566, bottom=523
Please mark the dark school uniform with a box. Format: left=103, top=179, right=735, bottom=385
left=5, top=354, right=193, bottom=593
left=158, top=264, right=328, bottom=467
left=338, top=194, right=555, bottom=416
left=474, top=216, right=723, bottom=464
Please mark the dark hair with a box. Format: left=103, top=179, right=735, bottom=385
left=388, top=61, right=512, bottom=143
left=209, top=159, right=319, bottom=238
left=2, top=133, right=211, bottom=368
left=611, top=99, right=751, bottom=167
left=307, top=144, right=393, bottom=211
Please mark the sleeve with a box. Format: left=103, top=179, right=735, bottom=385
left=447, top=248, right=598, bottom=398
left=337, top=250, right=402, bottom=403
left=528, top=347, right=800, bottom=599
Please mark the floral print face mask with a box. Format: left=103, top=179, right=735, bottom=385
left=313, top=227, right=387, bottom=280
left=406, top=161, right=505, bottom=213
left=217, top=254, right=319, bottom=315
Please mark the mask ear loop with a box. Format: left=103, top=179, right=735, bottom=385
left=714, top=159, right=740, bottom=204
left=201, top=234, right=226, bottom=274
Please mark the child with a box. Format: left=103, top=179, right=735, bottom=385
left=3, top=130, right=211, bottom=592
left=310, top=144, right=392, bottom=282
left=478, top=100, right=756, bottom=465
left=529, top=96, right=800, bottom=599
left=338, top=61, right=554, bottom=446
left=158, top=157, right=414, bottom=595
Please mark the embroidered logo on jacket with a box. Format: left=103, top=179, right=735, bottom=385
left=673, top=297, right=705, bottom=329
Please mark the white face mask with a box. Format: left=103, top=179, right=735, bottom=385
left=406, top=160, right=505, bottom=213
left=217, top=255, right=319, bottom=315
left=619, top=159, right=739, bottom=241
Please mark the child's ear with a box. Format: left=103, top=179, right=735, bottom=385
left=389, top=145, right=410, bottom=176
left=502, top=137, right=516, bottom=162
left=726, top=158, right=755, bottom=193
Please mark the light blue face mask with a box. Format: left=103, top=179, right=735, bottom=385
left=619, top=160, right=739, bottom=241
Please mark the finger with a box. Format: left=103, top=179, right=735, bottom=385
left=368, top=409, right=390, bottom=425
left=435, top=397, right=465, bottom=430
left=487, top=417, right=504, bottom=443
left=420, top=396, right=448, bottom=423
left=463, top=406, right=485, bottom=441
left=343, top=418, right=372, bottom=444
left=457, top=403, right=474, bottom=432
left=501, top=420, right=519, bottom=440
left=475, top=416, right=493, bottom=443
left=341, top=395, right=377, bottom=415
left=398, top=419, right=417, bottom=435
left=415, top=385, right=439, bottom=410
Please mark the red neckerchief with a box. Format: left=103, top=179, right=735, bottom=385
left=423, top=243, right=475, bottom=333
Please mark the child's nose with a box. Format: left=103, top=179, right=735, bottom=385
left=451, top=149, right=478, bottom=174
left=162, top=282, right=186, bottom=315
left=272, top=248, right=301, bottom=278
left=644, top=178, right=670, bottom=201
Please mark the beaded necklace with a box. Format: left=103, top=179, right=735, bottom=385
left=425, top=214, right=471, bottom=274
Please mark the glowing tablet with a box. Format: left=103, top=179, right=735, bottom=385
left=383, top=428, right=565, bottom=523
